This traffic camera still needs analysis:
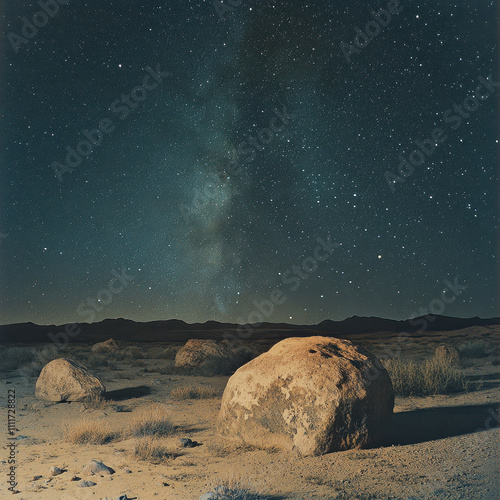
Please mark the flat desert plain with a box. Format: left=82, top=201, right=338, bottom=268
left=1, top=325, right=499, bottom=500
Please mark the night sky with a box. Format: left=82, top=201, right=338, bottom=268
left=1, top=0, right=498, bottom=326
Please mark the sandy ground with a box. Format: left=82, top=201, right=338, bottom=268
left=1, top=327, right=499, bottom=500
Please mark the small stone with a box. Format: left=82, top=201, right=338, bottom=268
left=123, top=469, right=132, bottom=474
left=32, top=475, right=43, bottom=481
left=81, top=459, right=114, bottom=476
left=78, top=480, right=97, bottom=488
left=180, top=438, right=194, bottom=448
left=50, top=466, right=63, bottom=476
left=117, top=495, right=128, bottom=500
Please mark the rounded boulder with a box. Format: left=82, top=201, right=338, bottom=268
left=217, top=336, right=394, bottom=456
left=174, top=339, right=235, bottom=368
left=35, top=358, right=106, bottom=402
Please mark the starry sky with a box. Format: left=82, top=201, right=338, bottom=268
left=0, top=0, right=498, bottom=326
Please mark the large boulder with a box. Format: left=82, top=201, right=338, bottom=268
left=217, top=336, right=394, bottom=456
left=35, top=358, right=105, bottom=402
left=175, top=339, right=235, bottom=369
left=91, top=338, right=119, bottom=354
left=435, top=345, right=461, bottom=365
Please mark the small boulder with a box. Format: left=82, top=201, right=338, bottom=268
left=435, top=345, right=461, bottom=365
left=35, top=359, right=105, bottom=402
left=78, top=480, right=97, bottom=487
left=92, top=338, right=119, bottom=354
left=81, top=460, right=114, bottom=476
left=50, top=466, right=63, bottom=476
left=217, top=336, right=394, bottom=456
left=174, top=339, right=236, bottom=369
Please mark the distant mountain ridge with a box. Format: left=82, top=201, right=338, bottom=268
left=0, top=315, right=498, bottom=344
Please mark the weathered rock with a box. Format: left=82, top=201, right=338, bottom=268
left=217, top=336, right=394, bottom=456
left=435, top=345, right=461, bottom=365
left=35, top=359, right=105, bottom=402
left=91, top=338, right=119, bottom=354
left=174, top=339, right=236, bottom=369
left=78, top=480, right=97, bottom=487
left=50, top=466, right=63, bottom=476
left=81, top=460, right=114, bottom=476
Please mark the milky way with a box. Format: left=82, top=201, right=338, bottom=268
left=1, top=0, right=498, bottom=325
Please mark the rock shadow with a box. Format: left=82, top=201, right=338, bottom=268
left=105, top=385, right=152, bottom=401
left=382, top=402, right=499, bottom=446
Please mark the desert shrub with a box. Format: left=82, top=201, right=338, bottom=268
left=459, top=340, right=494, bottom=359
left=64, top=419, right=118, bottom=444
left=171, top=384, right=221, bottom=400
left=383, top=357, right=469, bottom=396
left=85, top=353, right=118, bottom=370
left=82, top=392, right=108, bottom=410
left=129, top=404, right=175, bottom=437
left=0, top=347, right=38, bottom=372
left=123, top=347, right=144, bottom=360
left=201, top=480, right=268, bottom=500
left=133, top=436, right=172, bottom=463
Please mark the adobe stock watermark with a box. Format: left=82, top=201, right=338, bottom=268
left=7, top=0, right=69, bottom=54
left=340, top=0, right=404, bottom=64
left=213, top=0, right=244, bottom=21
left=179, top=106, right=295, bottom=223
left=385, top=74, right=499, bottom=191
left=15, top=267, right=135, bottom=381
left=223, top=234, right=340, bottom=346
left=50, top=65, right=170, bottom=182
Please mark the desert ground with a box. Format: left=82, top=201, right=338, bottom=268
left=1, top=325, right=499, bottom=500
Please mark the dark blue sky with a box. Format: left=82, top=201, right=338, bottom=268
left=0, top=0, right=498, bottom=325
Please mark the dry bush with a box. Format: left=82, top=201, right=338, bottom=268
left=383, top=357, right=469, bottom=397
left=64, top=419, right=118, bottom=444
left=201, top=479, right=269, bottom=500
left=82, top=392, right=108, bottom=410
left=133, top=436, right=172, bottom=463
left=0, top=347, right=37, bottom=370
left=129, top=404, right=176, bottom=437
left=459, top=340, right=494, bottom=359
left=86, top=353, right=118, bottom=370
left=171, top=384, right=221, bottom=400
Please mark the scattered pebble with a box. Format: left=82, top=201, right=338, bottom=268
left=77, top=480, right=97, bottom=488
left=50, top=466, right=63, bottom=476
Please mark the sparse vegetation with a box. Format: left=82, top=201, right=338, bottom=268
left=64, top=419, right=118, bottom=444
left=86, top=353, right=118, bottom=370
left=171, top=384, right=221, bottom=400
left=459, top=340, right=494, bottom=359
left=202, top=480, right=269, bottom=500
left=129, top=404, right=176, bottom=437
left=133, top=436, right=172, bottom=463
left=383, top=357, right=470, bottom=396
left=82, top=392, right=110, bottom=410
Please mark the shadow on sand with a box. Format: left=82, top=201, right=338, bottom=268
left=383, top=402, right=499, bottom=446
left=105, top=385, right=152, bottom=401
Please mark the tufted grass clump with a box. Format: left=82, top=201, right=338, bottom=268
left=133, top=436, right=173, bottom=463
left=171, top=384, right=221, bottom=400
left=201, top=480, right=269, bottom=500
left=64, top=419, right=119, bottom=444
left=383, top=357, right=469, bottom=396
left=129, top=404, right=176, bottom=437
